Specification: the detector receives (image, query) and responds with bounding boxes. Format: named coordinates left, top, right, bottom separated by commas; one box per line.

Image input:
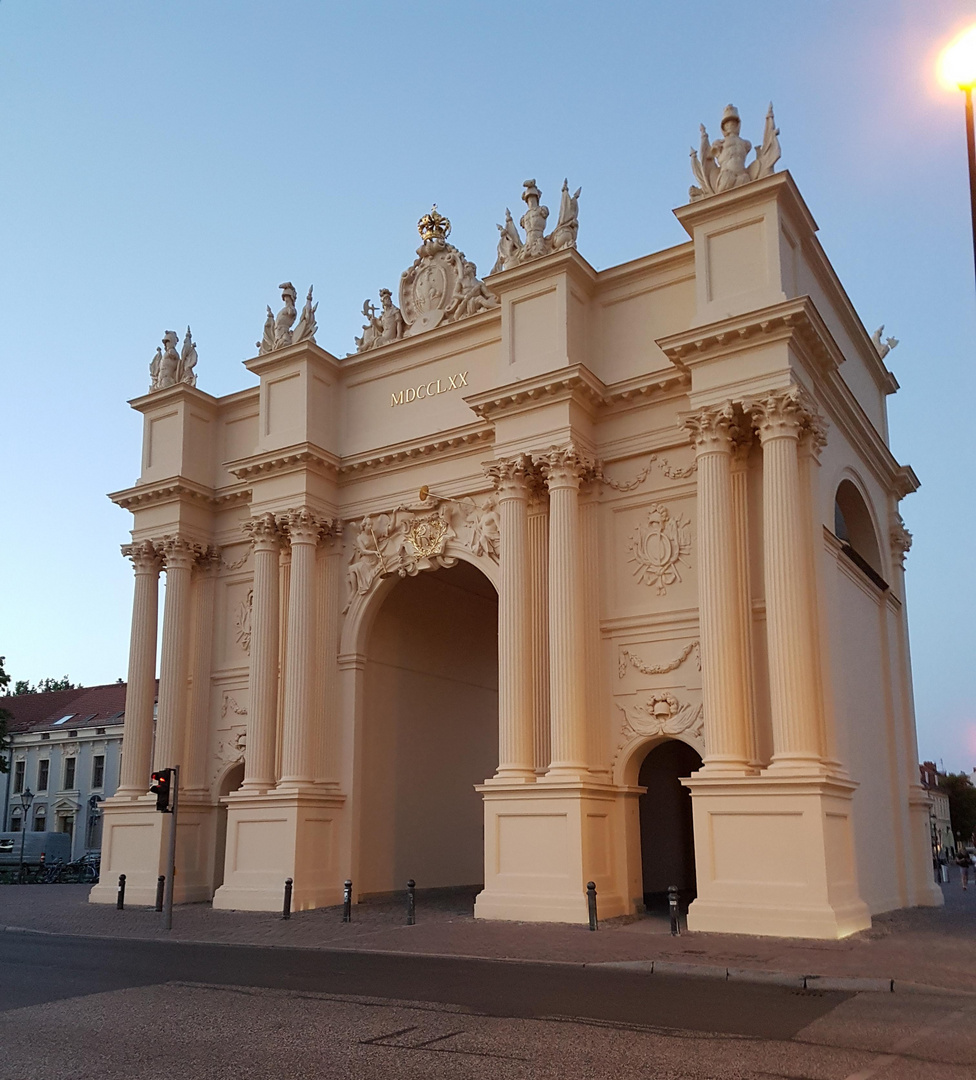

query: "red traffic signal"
left=149, top=769, right=172, bottom=812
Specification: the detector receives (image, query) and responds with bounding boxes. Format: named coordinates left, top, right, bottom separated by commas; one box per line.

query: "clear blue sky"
left=1, top=0, right=973, bottom=770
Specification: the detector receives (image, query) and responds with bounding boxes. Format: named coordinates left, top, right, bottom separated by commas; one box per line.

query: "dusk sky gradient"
left=1, top=0, right=974, bottom=769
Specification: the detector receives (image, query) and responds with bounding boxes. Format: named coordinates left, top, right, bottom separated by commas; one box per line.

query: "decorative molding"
left=618, top=640, right=700, bottom=679
left=121, top=539, right=162, bottom=573
left=338, top=425, right=493, bottom=477
left=234, top=591, right=253, bottom=655
left=226, top=445, right=339, bottom=482
left=220, top=696, right=248, bottom=719
left=466, top=367, right=606, bottom=420
left=890, top=513, right=912, bottom=567
left=595, top=452, right=697, bottom=493
left=627, top=503, right=693, bottom=595
left=745, top=384, right=827, bottom=452
left=615, top=692, right=704, bottom=752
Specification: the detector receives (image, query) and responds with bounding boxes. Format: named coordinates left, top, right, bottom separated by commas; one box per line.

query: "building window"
left=63, top=757, right=76, bottom=790
left=10, top=814, right=22, bottom=833
left=92, top=755, right=105, bottom=789
left=59, top=814, right=74, bottom=842
left=13, top=760, right=25, bottom=794
left=37, top=759, right=50, bottom=791
left=34, top=809, right=46, bottom=832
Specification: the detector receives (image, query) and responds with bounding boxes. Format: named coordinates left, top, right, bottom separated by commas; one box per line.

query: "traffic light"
left=150, top=769, right=172, bottom=812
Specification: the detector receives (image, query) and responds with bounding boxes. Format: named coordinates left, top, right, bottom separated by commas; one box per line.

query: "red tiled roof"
left=0, top=681, right=156, bottom=733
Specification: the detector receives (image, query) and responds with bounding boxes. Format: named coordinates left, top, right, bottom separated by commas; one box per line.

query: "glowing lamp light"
left=938, top=25, right=976, bottom=90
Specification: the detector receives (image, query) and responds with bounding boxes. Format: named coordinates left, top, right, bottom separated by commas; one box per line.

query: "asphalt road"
left=2, top=931, right=974, bottom=1079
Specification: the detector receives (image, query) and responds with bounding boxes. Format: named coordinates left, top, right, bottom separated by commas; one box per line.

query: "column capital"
left=243, top=512, right=281, bottom=552
left=682, top=401, right=742, bottom=454
left=745, top=385, right=826, bottom=449
left=276, top=507, right=343, bottom=546
left=158, top=535, right=205, bottom=571
left=486, top=453, right=536, bottom=499
left=195, top=544, right=222, bottom=574
left=121, top=539, right=162, bottom=574
left=535, top=444, right=595, bottom=490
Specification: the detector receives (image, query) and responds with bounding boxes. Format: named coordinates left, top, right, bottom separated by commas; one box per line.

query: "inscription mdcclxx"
left=391, top=371, right=468, bottom=407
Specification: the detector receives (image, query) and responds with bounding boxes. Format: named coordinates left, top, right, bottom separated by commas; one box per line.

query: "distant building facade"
left=92, top=110, right=942, bottom=938
left=920, top=761, right=955, bottom=859
left=1, top=683, right=129, bottom=859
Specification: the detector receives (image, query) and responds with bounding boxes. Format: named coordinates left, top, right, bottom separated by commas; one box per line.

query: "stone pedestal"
left=212, top=790, right=346, bottom=911
left=89, top=795, right=166, bottom=906
left=474, top=782, right=630, bottom=923
left=683, top=774, right=872, bottom=938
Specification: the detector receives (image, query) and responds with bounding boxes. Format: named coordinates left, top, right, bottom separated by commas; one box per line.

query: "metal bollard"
left=586, top=881, right=598, bottom=931
left=155, top=875, right=165, bottom=912
left=668, top=884, right=680, bottom=936
left=406, top=879, right=416, bottom=925
left=116, top=874, right=126, bottom=910
left=342, top=879, right=352, bottom=923
left=282, top=877, right=293, bottom=920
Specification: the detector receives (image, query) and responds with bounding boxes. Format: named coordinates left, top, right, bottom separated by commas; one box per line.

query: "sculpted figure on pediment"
left=257, top=282, right=317, bottom=354
left=491, top=178, right=582, bottom=272
left=871, top=325, right=899, bottom=360
left=149, top=327, right=198, bottom=392
left=689, top=103, right=780, bottom=202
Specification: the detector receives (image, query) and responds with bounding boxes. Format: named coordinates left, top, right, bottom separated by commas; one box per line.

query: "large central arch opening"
left=359, top=560, right=498, bottom=898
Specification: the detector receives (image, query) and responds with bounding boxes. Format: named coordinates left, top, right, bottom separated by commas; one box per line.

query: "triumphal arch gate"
left=91, top=107, right=942, bottom=937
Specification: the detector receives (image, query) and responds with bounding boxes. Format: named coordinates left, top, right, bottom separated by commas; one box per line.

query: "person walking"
left=956, top=849, right=971, bottom=890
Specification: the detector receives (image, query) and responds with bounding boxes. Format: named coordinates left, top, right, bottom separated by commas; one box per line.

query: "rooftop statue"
left=491, top=178, right=581, bottom=273
left=689, top=104, right=781, bottom=202
left=353, top=206, right=498, bottom=354
left=149, top=326, right=198, bottom=392
left=257, top=282, right=318, bottom=354
left=871, top=325, right=899, bottom=360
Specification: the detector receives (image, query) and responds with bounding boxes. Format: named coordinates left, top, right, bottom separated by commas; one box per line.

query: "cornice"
left=225, top=442, right=340, bottom=482
left=484, top=246, right=599, bottom=296
left=338, top=422, right=493, bottom=478
left=464, top=364, right=606, bottom=420
left=127, top=382, right=221, bottom=414
left=108, top=478, right=251, bottom=511
left=602, top=369, right=690, bottom=406
left=243, top=340, right=343, bottom=379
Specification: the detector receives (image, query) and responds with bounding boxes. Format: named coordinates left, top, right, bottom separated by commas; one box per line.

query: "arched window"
left=834, top=479, right=886, bottom=589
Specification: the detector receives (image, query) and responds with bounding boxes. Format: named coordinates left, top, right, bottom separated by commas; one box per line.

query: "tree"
left=0, top=656, right=11, bottom=774
left=13, top=675, right=78, bottom=695
left=940, top=773, right=976, bottom=847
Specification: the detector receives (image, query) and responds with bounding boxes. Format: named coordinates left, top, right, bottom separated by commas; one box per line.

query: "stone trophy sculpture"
left=353, top=206, right=498, bottom=353
left=491, top=178, right=582, bottom=273
left=257, top=282, right=318, bottom=354
left=689, top=104, right=781, bottom=201
left=149, top=326, right=198, bottom=392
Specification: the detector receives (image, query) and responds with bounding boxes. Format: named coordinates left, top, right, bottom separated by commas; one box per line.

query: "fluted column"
left=731, top=438, right=763, bottom=768
left=183, top=547, right=220, bottom=792
left=539, top=446, right=589, bottom=778
left=118, top=540, right=162, bottom=795
left=528, top=504, right=551, bottom=774
left=685, top=403, right=751, bottom=773
left=487, top=455, right=535, bottom=780
left=278, top=508, right=321, bottom=786
left=242, top=513, right=280, bottom=790
left=748, top=386, right=825, bottom=771
left=153, top=536, right=199, bottom=771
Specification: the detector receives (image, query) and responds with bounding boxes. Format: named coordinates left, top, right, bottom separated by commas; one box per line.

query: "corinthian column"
left=684, top=403, right=751, bottom=773
left=154, top=536, right=199, bottom=771
left=183, top=547, right=220, bottom=792
left=118, top=541, right=162, bottom=795
left=242, top=513, right=280, bottom=790
left=278, top=508, right=321, bottom=787
left=486, top=455, right=535, bottom=780
left=747, top=386, right=825, bottom=772
left=539, top=446, right=589, bottom=778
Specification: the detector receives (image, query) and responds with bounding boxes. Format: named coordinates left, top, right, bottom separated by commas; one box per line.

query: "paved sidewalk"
left=3, top=880, right=975, bottom=993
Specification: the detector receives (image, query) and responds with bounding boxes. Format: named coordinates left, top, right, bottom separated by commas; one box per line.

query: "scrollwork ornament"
left=627, top=503, right=693, bottom=595
left=890, top=513, right=912, bottom=567
left=235, top=589, right=253, bottom=655
left=615, top=692, right=704, bottom=750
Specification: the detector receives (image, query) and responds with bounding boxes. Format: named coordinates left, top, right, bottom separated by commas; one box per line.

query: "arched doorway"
left=212, top=761, right=245, bottom=893
left=637, top=739, right=702, bottom=912
left=359, top=560, right=498, bottom=898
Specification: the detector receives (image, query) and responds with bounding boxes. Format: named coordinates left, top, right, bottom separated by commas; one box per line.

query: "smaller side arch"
left=832, top=473, right=885, bottom=579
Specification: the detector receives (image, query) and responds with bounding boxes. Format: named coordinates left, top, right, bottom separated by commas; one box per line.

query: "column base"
left=89, top=795, right=166, bottom=906
left=212, top=789, right=346, bottom=912
left=474, top=781, right=632, bottom=924
left=682, top=772, right=871, bottom=940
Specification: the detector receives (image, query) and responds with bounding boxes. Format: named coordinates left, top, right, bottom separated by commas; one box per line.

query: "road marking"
left=841, top=1009, right=964, bottom=1080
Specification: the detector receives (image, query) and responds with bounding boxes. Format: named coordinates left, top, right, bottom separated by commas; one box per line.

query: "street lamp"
left=17, top=787, right=34, bottom=884
left=939, top=25, right=976, bottom=291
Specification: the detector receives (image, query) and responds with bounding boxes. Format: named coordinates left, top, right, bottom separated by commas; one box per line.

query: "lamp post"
left=939, top=25, right=976, bottom=292
left=17, top=787, right=34, bottom=884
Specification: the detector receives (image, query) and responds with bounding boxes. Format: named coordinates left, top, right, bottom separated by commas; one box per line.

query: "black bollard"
left=282, top=877, right=293, bottom=920
left=155, top=875, right=165, bottom=912
left=116, top=874, right=126, bottom=910
left=342, top=879, right=352, bottom=923
left=586, top=881, right=598, bottom=931
left=406, top=879, right=416, bottom=925
left=668, top=884, right=680, bottom=936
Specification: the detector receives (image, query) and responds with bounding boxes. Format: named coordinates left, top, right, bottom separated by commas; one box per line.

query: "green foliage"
left=0, top=656, right=10, bottom=774
left=940, top=773, right=976, bottom=845
left=13, top=675, right=78, bottom=695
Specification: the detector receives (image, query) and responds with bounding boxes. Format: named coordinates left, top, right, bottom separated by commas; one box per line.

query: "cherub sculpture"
left=871, top=325, right=899, bottom=360
left=689, top=104, right=781, bottom=202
